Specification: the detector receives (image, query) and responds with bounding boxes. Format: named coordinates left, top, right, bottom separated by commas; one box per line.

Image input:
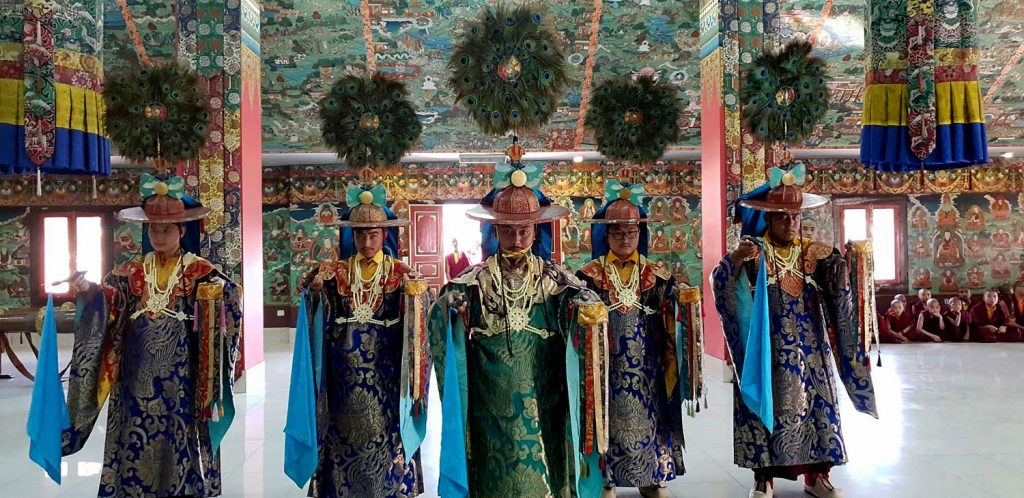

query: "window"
left=40, top=213, right=106, bottom=295
left=839, top=204, right=902, bottom=285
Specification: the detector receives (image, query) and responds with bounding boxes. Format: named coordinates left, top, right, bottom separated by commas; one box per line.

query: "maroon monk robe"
left=943, top=310, right=968, bottom=342
left=1007, top=295, right=1024, bottom=327
left=878, top=312, right=907, bottom=343
left=913, top=312, right=957, bottom=342
left=445, top=251, right=471, bottom=280
left=909, top=301, right=927, bottom=319
left=885, top=310, right=915, bottom=342
left=969, top=303, right=1024, bottom=343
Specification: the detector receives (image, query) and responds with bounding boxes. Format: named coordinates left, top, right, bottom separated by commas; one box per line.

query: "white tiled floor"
left=1, top=339, right=1022, bottom=497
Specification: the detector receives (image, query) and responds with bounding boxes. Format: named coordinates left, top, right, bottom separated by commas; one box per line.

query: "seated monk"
left=877, top=310, right=908, bottom=344
left=943, top=298, right=968, bottom=342
left=911, top=299, right=953, bottom=342
left=969, top=291, right=1024, bottom=343
left=883, top=299, right=914, bottom=344
left=910, top=288, right=932, bottom=318
left=1006, top=281, right=1024, bottom=327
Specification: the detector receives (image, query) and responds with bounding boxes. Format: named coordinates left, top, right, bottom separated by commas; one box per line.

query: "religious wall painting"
left=965, top=204, right=986, bottom=230
left=908, top=193, right=1024, bottom=293
left=0, top=209, right=30, bottom=310
left=989, top=195, right=1013, bottom=221
left=933, top=230, right=966, bottom=268
left=912, top=267, right=933, bottom=290
left=113, top=222, right=142, bottom=266
left=392, top=200, right=411, bottom=258
left=579, top=198, right=597, bottom=221
left=648, top=196, right=670, bottom=221
left=315, top=203, right=340, bottom=226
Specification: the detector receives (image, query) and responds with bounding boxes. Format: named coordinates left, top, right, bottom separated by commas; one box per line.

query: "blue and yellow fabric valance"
left=861, top=0, right=988, bottom=172
left=0, top=2, right=109, bottom=176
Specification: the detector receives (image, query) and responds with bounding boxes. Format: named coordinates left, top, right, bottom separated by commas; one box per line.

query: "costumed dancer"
left=576, top=180, right=707, bottom=498
left=428, top=159, right=610, bottom=497
left=62, top=175, right=243, bottom=497
left=289, top=184, right=431, bottom=497
left=711, top=165, right=877, bottom=498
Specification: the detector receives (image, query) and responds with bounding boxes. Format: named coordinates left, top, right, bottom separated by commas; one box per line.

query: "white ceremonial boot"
left=804, top=474, right=843, bottom=498
left=640, top=484, right=670, bottom=498
left=600, top=486, right=617, bottom=498
left=749, top=480, right=773, bottom=498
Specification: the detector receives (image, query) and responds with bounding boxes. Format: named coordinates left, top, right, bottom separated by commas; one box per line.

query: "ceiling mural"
left=98, top=0, right=1024, bottom=154
left=781, top=0, right=1024, bottom=147
left=259, top=0, right=702, bottom=152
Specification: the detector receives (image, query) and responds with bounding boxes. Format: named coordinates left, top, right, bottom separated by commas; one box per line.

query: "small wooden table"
left=0, top=307, right=77, bottom=381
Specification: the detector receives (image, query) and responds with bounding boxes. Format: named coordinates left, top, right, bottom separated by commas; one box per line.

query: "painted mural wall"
left=558, top=196, right=704, bottom=287
left=0, top=209, right=31, bottom=311
left=907, top=193, right=1024, bottom=294
left=780, top=0, right=1024, bottom=147
left=260, top=0, right=702, bottom=151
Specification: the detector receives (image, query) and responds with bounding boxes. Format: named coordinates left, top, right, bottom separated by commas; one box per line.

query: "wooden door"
left=409, top=204, right=444, bottom=291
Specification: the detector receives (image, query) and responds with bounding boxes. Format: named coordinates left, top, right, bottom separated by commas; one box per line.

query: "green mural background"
left=907, top=193, right=1024, bottom=294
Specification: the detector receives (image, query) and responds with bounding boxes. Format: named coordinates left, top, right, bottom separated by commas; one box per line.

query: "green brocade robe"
left=428, top=254, right=590, bottom=498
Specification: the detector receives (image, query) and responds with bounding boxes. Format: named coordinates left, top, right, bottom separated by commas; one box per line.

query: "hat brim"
left=738, top=192, right=829, bottom=213
left=466, top=204, right=570, bottom=225
left=333, top=218, right=410, bottom=228
left=117, top=206, right=211, bottom=224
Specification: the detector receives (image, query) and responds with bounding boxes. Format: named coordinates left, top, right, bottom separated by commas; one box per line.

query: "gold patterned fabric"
left=576, top=258, right=687, bottom=488
left=712, top=241, right=877, bottom=470
left=429, top=254, right=591, bottom=497
left=61, top=256, right=242, bottom=498
left=307, top=255, right=425, bottom=498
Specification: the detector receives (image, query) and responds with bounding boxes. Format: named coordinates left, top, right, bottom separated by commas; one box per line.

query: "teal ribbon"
left=604, top=179, right=644, bottom=205
left=767, top=162, right=806, bottom=189
left=208, top=366, right=236, bottom=455
left=736, top=250, right=775, bottom=433
left=140, top=174, right=186, bottom=199
left=675, top=299, right=691, bottom=412
left=26, top=295, right=70, bottom=484
left=438, top=308, right=469, bottom=497
left=493, top=162, right=542, bottom=189
left=345, top=184, right=388, bottom=208
left=283, top=294, right=318, bottom=487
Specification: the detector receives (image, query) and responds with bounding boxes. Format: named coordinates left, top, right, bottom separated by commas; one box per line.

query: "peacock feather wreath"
left=585, top=76, right=682, bottom=163
left=740, top=39, right=829, bottom=145
left=447, top=3, right=569, bottom=136
left=319, top=73, right=422, bottom=170
left=104, top=64, right=210, bottom=165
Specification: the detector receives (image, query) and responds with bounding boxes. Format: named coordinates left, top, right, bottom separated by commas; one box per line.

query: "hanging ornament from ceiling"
left=104, top=64, right=210, bottom=170
left=585, top=76, right=682, bottom=164
left=740, top=39, right=829, bottom=145
left=447, top=4, right=569, bottom=136
left=319, top=72, right=422, bottom=175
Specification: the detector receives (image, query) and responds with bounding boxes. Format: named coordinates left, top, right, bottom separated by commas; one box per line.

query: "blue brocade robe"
left=61, top=253, right=243, bottom=498
left=712, top=240, right=877, bottom=470
left=307, top=256, right=425, bottom=498
left=576, top=257, right=686, bottom=488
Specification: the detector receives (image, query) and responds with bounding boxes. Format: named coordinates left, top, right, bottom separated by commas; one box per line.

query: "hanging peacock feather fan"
left=319, top=72, right=422, bottom=169
left=447, top=3, right=569, bottom=136
left=740, top=39, right=829, bottom=144
left=104, top=64, right=210, bottom=164
left=585, top=76, right=682, bottom=163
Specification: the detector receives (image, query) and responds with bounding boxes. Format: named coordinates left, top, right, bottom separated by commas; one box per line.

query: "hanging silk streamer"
left=738, top=251, right=774, bottom=433
left=26, top=295, right=70, bottom=484
left=576, top=301, right=609, bottom=455
left=0, top=1, right=110, bottom=177
left=862, top=0, right=987, bottom=171
left=399, top=279, right=430, bottom=460
left=438, top=308, right=469, bottom=498
left=284, top=295, right=317, bottom=488
left=846, top=241, right=881, bottom=366
left=676, top=286, right=707, bottom=417
left=574, top=300, right=609, bottom=495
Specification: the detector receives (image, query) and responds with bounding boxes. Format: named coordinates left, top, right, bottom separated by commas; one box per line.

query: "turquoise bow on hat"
left=768, top=163, right=806, bottom=189
left=493, top=163, right=542, bottom=190
left=605, top=180, right=644, bottom=205
left=345, top=184, right=388, bottom=208
left=140, top=174, right=185, bottom=199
